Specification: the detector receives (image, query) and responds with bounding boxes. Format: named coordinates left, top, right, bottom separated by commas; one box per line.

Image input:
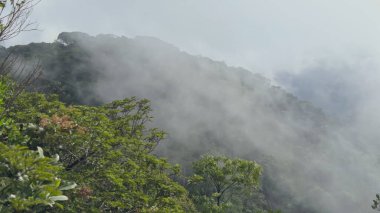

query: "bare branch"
left=0, top=0, right=42, bottom=114
left=0, top=0, right=40, bottom=42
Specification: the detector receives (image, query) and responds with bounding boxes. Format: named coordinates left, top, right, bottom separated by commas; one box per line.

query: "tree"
left=0, top=144, right=75, bottom=212
left=0, top=0, right=39, bottom=42
left=7, top=90, right=196, bottom=212
left=0, top=78, right=74, bottom=212
left=0, top=0, right=42, bottom=111
left=189, top=154, right=262, bottom=212
left=372, top=194, right=380, bottom=210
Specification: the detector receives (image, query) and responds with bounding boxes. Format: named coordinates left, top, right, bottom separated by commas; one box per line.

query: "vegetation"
left=189, top=155, right=262, bottom=212
left=3, top=32, right=332, bottom=211
left=0, top=78, right=73, bottom=212
left=1, top=1, right=376, bottom=212
left=1, top=80, right=196, bottom=212
left=372, top=194, right=380, bottom=210
left=0, top=75, right=274, bottom=212
left=0, top=1, right=272, bottom=212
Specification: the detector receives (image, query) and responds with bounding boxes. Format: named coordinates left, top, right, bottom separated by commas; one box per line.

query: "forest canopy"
left=0, top=76, right=269, bottom=212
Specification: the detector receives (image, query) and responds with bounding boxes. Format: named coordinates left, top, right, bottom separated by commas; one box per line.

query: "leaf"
left=50, top=195, right=68, bottom=201
left=59, top=183, right=77, bottom=191
left=53, top=154, right=60, bottom=162
left=37, top=146, right=44, bottom=158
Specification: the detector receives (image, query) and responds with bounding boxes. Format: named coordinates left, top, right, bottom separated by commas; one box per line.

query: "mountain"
left=4, top=32, right=377, bottom=212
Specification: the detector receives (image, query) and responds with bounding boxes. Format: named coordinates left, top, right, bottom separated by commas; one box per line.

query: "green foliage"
left=0, top=78, right=73, bottom=212
left=0, top=145, right=70, bottom=212
left=189, top=155, right=262, bottom=212
left=0, top=37, right=282, bottom=211
left=7, top=86, right=196, bottom=212
left=1, top=31, right=334, bottom=212
left=7, top=38, right=102, bottom=105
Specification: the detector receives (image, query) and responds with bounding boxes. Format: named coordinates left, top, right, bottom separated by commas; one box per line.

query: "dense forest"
left=2, top=76, right=272, bottom=212
left=1, top=32, right=331, bottom=212
left=1, top=1, right=380, bottom=212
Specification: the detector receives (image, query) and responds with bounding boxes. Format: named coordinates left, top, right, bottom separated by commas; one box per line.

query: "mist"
left=38, top=33, right=376, bottom=212
left=276, top=53, right=380, bottom=211
left=6, top=0, right=380, bottom=212
left=9, top=0, right=380, bottom=77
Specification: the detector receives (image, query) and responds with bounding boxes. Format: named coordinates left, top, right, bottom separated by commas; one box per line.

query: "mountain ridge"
left=4, top=32, right=370, bottom=213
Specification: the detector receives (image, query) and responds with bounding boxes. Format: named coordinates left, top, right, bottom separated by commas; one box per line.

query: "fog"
left=9, top=1, right=380, bottom=212
left=9, top=0, right=380, bottom=77
left=51, top=33, right=379, bottom=212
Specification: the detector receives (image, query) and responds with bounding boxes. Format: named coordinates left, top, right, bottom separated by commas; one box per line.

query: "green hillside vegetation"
left=3, top=32, right=333, bottom=212
left=0, top=1, right=276, bottom=211
left=2, top=1, right=376, bottom=212
left=1, top=76, right=275, bottom=212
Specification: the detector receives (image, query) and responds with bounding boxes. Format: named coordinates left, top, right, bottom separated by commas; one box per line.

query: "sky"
left=7, top=0, right=380, bottom=78
left=7, top=1, right=380, bottom=211
left=7, top=0, right=380, bottom=118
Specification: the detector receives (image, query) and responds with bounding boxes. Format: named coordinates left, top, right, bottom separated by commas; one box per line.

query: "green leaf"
left=50, top=195, right=68, bottom=201
left=59, top=183, right=77, bottom=191
left=37, top=146, right=44, bottom=158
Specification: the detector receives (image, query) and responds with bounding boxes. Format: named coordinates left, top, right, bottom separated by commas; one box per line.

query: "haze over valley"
left=1, top=1, right=380, bottom=212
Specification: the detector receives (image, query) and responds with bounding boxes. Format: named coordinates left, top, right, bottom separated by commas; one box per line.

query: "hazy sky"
left=8, top=0, right=380, bottom=77
left=7, top=2, right=380, bottom=211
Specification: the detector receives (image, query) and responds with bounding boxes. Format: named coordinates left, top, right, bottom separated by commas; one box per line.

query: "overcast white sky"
left=7, top=0, right=380, bottom=78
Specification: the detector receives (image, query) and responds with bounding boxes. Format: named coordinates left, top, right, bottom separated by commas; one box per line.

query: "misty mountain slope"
left=5, top=32, right=380, bottom=213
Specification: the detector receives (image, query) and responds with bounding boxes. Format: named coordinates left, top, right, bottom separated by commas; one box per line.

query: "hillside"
left=4, top=32, right=375, bottom=212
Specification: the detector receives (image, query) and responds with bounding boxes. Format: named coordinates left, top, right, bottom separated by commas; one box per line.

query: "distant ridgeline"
left=4, top=32, right=103, bottom=105
left=3, top=32, right=334, bottom=212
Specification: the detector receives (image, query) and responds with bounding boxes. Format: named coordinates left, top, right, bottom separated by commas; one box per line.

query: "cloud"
left=7, top=0, right=380, bottom=76
left=6, top=0, right=380, bottom=211
left=57, top=33, right=380, bottom=212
